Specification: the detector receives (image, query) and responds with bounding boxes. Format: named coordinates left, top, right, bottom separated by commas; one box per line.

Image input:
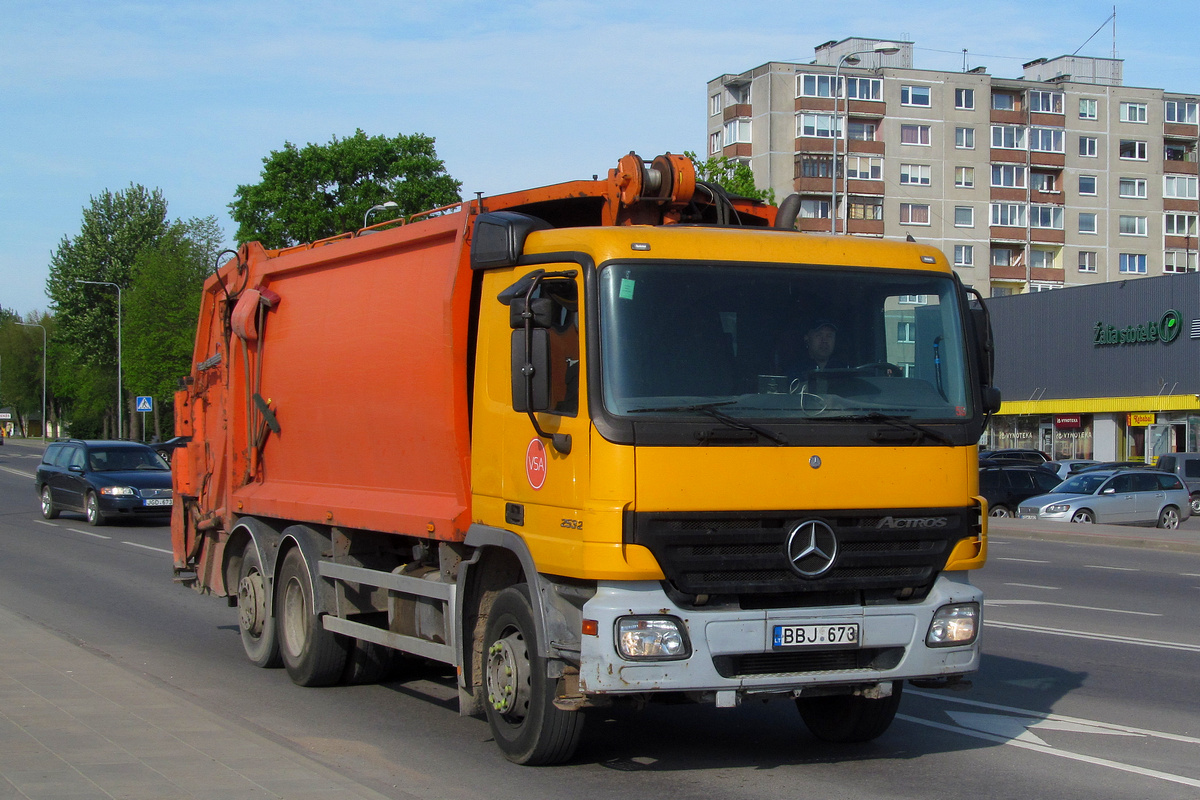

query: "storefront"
left=984, top=272, right=1200, bottom=464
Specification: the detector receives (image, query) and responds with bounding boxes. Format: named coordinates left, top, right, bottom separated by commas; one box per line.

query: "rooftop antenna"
left=962, top=48, right=968, bottom=72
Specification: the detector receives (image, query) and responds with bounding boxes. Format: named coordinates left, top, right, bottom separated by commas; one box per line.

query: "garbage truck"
left=171, top=151, right=1000, bottom=764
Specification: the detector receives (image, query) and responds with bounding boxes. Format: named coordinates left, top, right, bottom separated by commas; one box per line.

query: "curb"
left=989, top=517, right=1200, bottom=555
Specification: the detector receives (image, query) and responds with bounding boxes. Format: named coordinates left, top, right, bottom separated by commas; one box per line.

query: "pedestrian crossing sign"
left=136, top=396, right=153, bottom=412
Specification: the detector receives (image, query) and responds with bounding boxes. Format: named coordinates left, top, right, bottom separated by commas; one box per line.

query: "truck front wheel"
left=237, top=540, right=281, bottom=668
left=796, top=682, right=903, bottom=743
left=276, top=547, right=348, bottom=686
left=483, top=584, right=584, bottom=765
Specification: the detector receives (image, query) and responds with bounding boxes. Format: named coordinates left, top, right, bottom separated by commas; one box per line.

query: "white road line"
left=1182, top=573, right=1200, bottom=578
left=69, top=528, right=112, bottom=540
left=0, top=466, right=34, bottom=477
left=986, top=599, right=1159, bottom=616
left=1085, top=564, right=1139, bottom=572
left=122, top=541, right=172, bottom=555
left=997, top=557, right=1050, bottom=563
left=1003, top=582, right=1060, bottom=590
left=34, top=520, right=57, bottom=527
left=985, top=620, right=1200, bottom=652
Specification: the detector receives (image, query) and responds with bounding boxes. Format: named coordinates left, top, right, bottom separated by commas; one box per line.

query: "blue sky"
left=3, top=1, right=1198, bottom=316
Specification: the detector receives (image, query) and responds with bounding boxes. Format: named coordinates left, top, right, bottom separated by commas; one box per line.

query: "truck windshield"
left=598, top=262, right=972, bottom=422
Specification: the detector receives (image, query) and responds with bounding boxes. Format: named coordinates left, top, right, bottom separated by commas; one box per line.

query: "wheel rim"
left=238, top=570, right=267, bottom=637
left=41, top=488, right=51, bottom=515
left=989, top=506, right=1011, bottom=518
left=1072, top=511, right=1093, bottom=523
left=486, top=629, right=531, bottom=721
left=1162, top=509, right=1179, bottom=529
left=1191, top=497, right=1200, bottom=515
left=86, top=495, right=97, bottom=522
left=279, top=577, right=308, bottom=658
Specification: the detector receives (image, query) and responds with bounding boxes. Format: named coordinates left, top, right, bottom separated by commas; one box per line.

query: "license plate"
left=773, top=623, right=859, bottom=648
left=1019, top=513, right=1036, bottom=519
left=143, top=498, right=172, bottom=507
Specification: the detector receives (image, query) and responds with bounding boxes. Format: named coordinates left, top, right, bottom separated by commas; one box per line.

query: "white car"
left=1018, top=469, right=1190, bottom=529
left=1044, top=459, right=1099, bottom=480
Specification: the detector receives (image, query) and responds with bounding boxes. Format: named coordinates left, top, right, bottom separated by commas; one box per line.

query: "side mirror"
left=1101, top=487, right=1116, bottom=495
left=69, top=464, right=84, bottom=473
left=982, top=386, right=1002, bottom=415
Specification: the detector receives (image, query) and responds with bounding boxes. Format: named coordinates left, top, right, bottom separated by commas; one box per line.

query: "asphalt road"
left=2, top=440, right=1198, bottom=799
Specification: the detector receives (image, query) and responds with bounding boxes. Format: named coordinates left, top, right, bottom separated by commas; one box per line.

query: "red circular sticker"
left=525, top=438, right=548, bottom=490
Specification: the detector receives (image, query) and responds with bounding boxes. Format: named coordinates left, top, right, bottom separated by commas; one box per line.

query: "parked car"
left=980, top=448, right=1050, bottom=464
left=1045, top=459, right=1099, bottom=480
left=1073, top=461, right=1147, bottom=473
left=1017, top=468, right=1190, bottom=528
left=1154, top=453, right=1200, bottom=515
left=35, top=439, right=173, bottom=526
left=979, top=462, right=1062, bottom=517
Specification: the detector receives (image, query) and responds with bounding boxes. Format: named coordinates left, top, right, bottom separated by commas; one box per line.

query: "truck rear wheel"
left=237, top=540, right=280, bottom=668
left=483, top=584, right=583, bottom=765
left=276, top=547, right=348, bottom=686
left=796, top=682, right=903, bottom=743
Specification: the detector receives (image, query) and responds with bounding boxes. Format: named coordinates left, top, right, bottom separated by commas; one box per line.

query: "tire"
left=85, top=492, right=106, bottom=526
left=483, top=584, right=584, bottom=765
left=236, top=540, right=281, bottom=668
left=276, top=547, right=348, bottom=687
left=796, top=682, right=903, bottom=743
left=40, top=486, right=59, bottom=520
left=1190, top=494, right=1200, bottom=516
left=1157, top=506, right=1181, bottom=530
left=988, top=504, right=1012, bottom=518
left=1070, top=509, right=1095, bottom=524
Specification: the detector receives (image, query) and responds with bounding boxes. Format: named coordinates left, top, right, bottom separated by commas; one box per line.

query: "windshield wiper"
left=628, top=401, right=789, bottom=445
left=851, top=412, right=954, bottom=446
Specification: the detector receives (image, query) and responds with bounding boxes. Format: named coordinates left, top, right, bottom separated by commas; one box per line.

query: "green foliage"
left=229, top=129, right=463, bottom=248
left=685, top=151, right=776, bottom=205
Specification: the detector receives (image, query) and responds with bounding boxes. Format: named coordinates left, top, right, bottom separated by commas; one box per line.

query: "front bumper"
left=578, top=572, right=981, bottom=696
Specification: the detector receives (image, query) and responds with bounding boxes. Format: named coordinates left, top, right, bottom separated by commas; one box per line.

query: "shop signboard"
left=1094, top=309, right=1182, bottom=347
left=1127, top=412, right=1156, bottom=427
left=1055, top=415, right=1082, bottom=429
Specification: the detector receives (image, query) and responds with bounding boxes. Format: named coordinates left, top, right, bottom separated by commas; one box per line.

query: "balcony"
left=723, top=104, right=752, bottom=121
left=990, top=263, right=1026, bottom=280
left=1030, top=228, right=1066, bottom=244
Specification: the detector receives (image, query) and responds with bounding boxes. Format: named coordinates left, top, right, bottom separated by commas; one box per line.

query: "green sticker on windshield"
left=619, top=278, right=636, bottom=300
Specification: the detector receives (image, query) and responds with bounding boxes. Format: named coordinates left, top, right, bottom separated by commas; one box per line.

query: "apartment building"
left=707, top=38, right=1200, bottom=295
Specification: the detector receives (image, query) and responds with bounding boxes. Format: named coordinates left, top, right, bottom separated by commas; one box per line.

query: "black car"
left=36, top=439, right=172, bottom=526
left=979, top=449, right=1051, bottom=465
left=979, top=462, right=1062, bottom=517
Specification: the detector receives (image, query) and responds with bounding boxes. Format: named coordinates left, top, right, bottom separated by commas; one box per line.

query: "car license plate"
left=144, top=498, right=172, bottom=507
left=773, top=623, right=859, bottom=648
left=1019, top=513, right=1036, bottom=519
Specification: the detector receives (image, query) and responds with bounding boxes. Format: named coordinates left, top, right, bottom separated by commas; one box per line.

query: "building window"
left=991, top=125, right=1026, bottom=150
left=1119, top=139, right=1147, bottom=160
left=955, top=127, right=975, bottom=149
left=724, top=118, right=751, bottom=146
left=1079, top=98, right=1098, bottom=120
left=798, top=74, right=836, bottom=98
left=799, top=198, right=832, bottom=219
left=898, top=295, right=929, bottom=305
left=1030, top=249, right=1056, bottom=269
left=991, top=164, right=1027, bottom=188
left=1078, top=175, right=1097, bottom=195
left=848, top=200, right=883, bottom=219
left=900, top=124, right=931, bottom=145
left=954, top=245, right=974, bottom=266
left=992, top=92, right=1017, bottom=111
left=1031, top=172, right=1057, bottom=193
left=1165, top=100, right=1199, bottom=124
left=797, top=154, right=834, bottom=179
left=845, top=156, right=883, bottom=180
left=901, top=85, right=931, bottom=106
left=1165, top=213, right=1198, bottom=237
left=797, top=114, right=840, bottom=139
left=845, top=77, right=882, bottom=100
left=899, top=203, right=930, bottom=225
left=1164, top=251, right=1199, bottom=273
left=728, top=84, right=750, bottom=104
left=991, top=247, right=1014, bottom=267
left=1164, top=175, right=1199, bottom=200
left=1030, top=205, right=1064, bottom=230
left=1119, top=253, right=1148, bottom=274
left=1078, top=212, right=1097, bottom=234
left=1119, top=215, right=1148, bottom=236
left=955, top=88, right=975, bottom=110
left=1119, top=102, right=1148, bottom=123
left=955, top=166, right=975, bottom=188
left=797, top=74, right=881, bottom=100
left=709, top=132, right=722, bottom=155
left=1029, top=127, right=1064, bottom=153
left=991, top=203, right=1027, bottom=227
left=1079, top=251, right=1098, bottom=272
left=897, top=321, right=916, bottom=343
left=900, top=163, right=932, bottom=186
left=1118, top=177, right=1148, bottom=198
left=954, top=206, right=974, bottom=227
left=1079, top=136, right=1098, bottom=157
left=847, top=121, right=876, bottom=141
left=1029, top=91, right=1063, bottom=114
left=710, top=93, right=722, bottom=116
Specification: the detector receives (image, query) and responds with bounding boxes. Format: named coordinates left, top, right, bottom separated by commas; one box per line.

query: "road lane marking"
left=1085, top=564, right=1139, bottom=571
left=122, top=541, right=172, bottom=555
left=985, top=620, right=1200, bottom=652
left=0, top=466, right=34, bottom=477
left=986, top=600, right=1159, bottom=616
left=1003, top=583, right=1060, bottom=590
left=69, top=528, right=112, bottom=540
left=997, top=557, right=1050, bottom=563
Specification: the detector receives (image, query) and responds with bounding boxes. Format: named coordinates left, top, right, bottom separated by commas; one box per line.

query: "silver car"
left=1017, top=469, right=1190, bottom=529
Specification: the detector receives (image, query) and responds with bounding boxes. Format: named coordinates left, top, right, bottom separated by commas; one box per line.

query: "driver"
left=786, top=320, right=847, bottom=377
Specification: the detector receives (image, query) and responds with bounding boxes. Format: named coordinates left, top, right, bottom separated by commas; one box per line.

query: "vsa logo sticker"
left=876, top=516, right=949, bottom=530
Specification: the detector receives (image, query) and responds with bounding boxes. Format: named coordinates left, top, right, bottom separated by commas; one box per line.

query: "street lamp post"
left=363, top=201, right=399, bottom=228
left=75, top=280, right=123, bottom=438
left=830, top=42, right=901, bottom=234
left=16, top=322, right=46, bottom=441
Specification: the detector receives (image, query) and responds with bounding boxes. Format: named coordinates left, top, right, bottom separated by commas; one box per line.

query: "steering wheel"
left=855, top=361, right=903, bottom=377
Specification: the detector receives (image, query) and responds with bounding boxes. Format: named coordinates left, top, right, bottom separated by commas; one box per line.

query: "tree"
left=686, top=151, right=776, bottom=205
left=229, top=130, right=463, bottom=248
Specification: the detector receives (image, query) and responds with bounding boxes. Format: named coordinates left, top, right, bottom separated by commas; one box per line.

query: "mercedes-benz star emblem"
left=785, top=520, right=838, bottom=578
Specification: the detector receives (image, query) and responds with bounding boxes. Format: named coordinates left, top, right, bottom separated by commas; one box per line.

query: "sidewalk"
left=989, top=516, right=1200, bottom=554
left=0, top=605, right=394, bottom=800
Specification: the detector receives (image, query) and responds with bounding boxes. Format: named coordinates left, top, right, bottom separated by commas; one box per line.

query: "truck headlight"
left=615, top=617, right=691, bottom=660
left=99, top=486, right=135, bottom=496
left=926, top=603, right=979, bottom=647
